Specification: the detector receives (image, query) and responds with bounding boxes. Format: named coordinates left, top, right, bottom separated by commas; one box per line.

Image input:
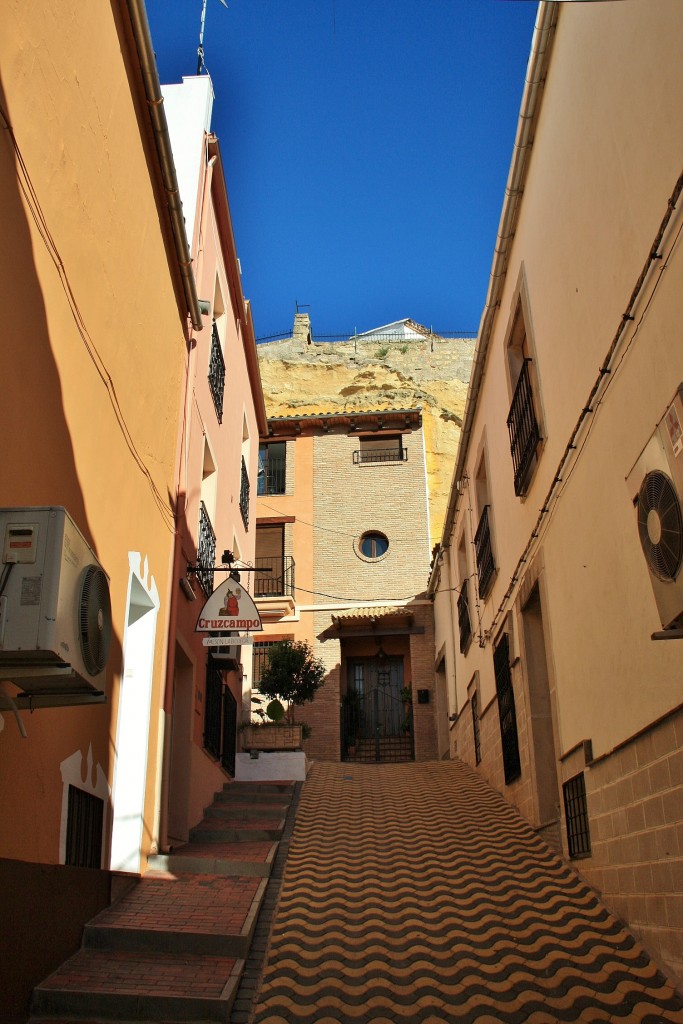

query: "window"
left=65, top=786, right=104, bottom=869
left=258, top=442, right=286, bottom=495
left=208, top=321, right=225, bottom=422
left=493, top=632, right=521, bottom=785
left=240, top=455, right=250, bottom=529
left=359, top=531, right=389, bottom=559
left=353, top=436, right=407, bottom=465
left=506, top=300, right=542, bottom=496
left=471, top=690, right=481, bottom=765
left=197, top=500, right=216, bottom=596
left=473, top=453, right=495, bottom=599
left=457, top=534, right=472, bottom=653
left=563, top=773, right=591, bottom=858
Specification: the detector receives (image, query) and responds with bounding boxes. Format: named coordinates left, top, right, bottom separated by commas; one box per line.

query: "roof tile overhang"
left=323, top=606, right=421, bottom=640
left=264, top=408, right=422, bottom=439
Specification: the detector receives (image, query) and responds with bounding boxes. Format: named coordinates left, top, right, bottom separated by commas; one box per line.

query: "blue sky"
left=145, top=0, right=538, bottom=339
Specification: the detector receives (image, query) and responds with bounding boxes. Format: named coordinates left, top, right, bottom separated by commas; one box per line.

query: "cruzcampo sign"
left=195, top=577, right=263, bottom=634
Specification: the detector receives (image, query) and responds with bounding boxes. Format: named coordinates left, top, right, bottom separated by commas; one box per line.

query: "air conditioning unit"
left=626, top=385, right=683, bottom=631
left=0, top=507, right=112, bottom=705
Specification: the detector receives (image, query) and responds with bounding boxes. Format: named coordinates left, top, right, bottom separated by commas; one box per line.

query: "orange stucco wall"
left=0, top=1, right=187, bottom=865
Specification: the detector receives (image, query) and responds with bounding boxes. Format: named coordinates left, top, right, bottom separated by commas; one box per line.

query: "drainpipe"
left=428, top=1, right=558, bottom=594
left=125, top=0, right=203, bottom=331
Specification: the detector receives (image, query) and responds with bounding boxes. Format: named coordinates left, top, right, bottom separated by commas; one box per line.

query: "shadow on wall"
left=0, top=72, right=124, bottom=1021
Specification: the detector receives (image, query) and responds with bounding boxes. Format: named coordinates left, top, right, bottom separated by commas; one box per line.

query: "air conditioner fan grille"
left=79, top=565, right=112, bottom=676
left=637, top=470, right=683, bottom=582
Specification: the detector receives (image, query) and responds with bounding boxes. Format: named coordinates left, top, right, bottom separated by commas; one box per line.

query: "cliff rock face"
left=257, top=329, right=475, bottom=545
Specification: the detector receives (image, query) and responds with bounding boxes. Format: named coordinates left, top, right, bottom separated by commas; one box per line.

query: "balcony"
left=254, top=555, right=295, bottom=598
left=353, top=447, right=408, bottom=465
left=507, top=358, right=541, bottom=496
left=240, top=456, right=250, bottom=529
left=197, top=501, right=216, bottom=596
left=208, top=322, right=225, bottom=424
left=257, top=456, right=286, bottom=496
left=457, top=581, right=473, bottom=653
left=474, top=505, right=495, bottom=599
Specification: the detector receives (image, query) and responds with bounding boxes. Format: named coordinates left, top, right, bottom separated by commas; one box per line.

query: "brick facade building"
left=252, top=406, right=441, bottom=763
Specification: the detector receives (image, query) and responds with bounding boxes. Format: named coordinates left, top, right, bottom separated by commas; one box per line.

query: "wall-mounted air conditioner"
left=0, top=507, right=112, bottom=706
left=626, top=385, right=683, bottom=631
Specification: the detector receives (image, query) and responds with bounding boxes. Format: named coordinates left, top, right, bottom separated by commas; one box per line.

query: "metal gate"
left=341, top=657, right=413, bottom=763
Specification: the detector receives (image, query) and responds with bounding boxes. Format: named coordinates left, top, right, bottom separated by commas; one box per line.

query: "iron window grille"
left=197, top=501, right=216, bottom=597
left=353, top=446, right=408, bottom=465
left=240, top=456, right=250, bottom=529
left=474, top=505, right=495, bottom=599
left=493, top=632, right=521, bottom=785
left=252, top=640, right=280, bottom=690
left=471, top=690, right=481, bottom=765
left=563, top=772, right=591, bottom=858
left=254, top=555, right=295, bottom=597
left=507, top=358, right=541, bottom=497
left=65, top=786, right=104, bottom=869
left=209, top=321, right=226, bottom=424
left=457, top=580, right=473, bottom=653
left=257, top=442, right=286, bottom=496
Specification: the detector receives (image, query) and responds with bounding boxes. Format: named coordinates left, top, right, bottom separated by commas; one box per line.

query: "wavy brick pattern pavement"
left=252, top=760, right=683, bottom=1024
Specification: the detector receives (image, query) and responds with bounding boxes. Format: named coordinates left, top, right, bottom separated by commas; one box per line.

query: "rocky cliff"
left=257, top=325, right=475, bottom=545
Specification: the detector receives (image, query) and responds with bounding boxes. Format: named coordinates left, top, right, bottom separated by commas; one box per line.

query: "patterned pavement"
left=252, top=760, right=683, bottom=1024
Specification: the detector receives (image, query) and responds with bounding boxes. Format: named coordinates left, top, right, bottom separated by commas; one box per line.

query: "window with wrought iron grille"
left=563, top=772, right=591, bottom=858
left=208, top=320, right=226, bottom=423
left=471, top=689, right=482, bottom=765
left=65, top=785, right=104, bottom=869
left=197, top=500, right=216, bottom=596
left=353, top=435, right=407, bottom=465
left=252, top=640, right=280, bottom=690
left=493, top=632, right=521, bottom=785
left=240, top=456, right=250, bottom=529
left=506, top=300, right=543, bottom=497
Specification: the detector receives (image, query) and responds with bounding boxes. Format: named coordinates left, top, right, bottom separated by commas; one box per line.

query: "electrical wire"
left=0, top=104, right=177, bottom=533
left=257, top=501, right=364, bottom=540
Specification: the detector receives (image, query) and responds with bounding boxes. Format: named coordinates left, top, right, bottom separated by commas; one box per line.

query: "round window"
left=360, top=532, right=389, bottom=559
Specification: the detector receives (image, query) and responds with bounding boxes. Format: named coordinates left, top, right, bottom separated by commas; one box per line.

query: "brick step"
left=213, top=787, right=292, bottom=805
left=190, top=817, right=284, bottom=844
left=223, top=781, right=295, bottom=795
left=204, top=801, right=286, bottom=821
left=82, top=874, right=266, bottom=958
left=147, top=840, right=276, bottom=878
left=30, top=947, right=243, bottom=1022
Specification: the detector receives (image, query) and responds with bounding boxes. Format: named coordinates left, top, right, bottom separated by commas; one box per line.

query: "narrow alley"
left=251, top=761, right=683, bottom=1024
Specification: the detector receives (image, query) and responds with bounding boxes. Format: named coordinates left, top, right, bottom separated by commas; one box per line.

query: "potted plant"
left=242, top=640, right=325, bottom=752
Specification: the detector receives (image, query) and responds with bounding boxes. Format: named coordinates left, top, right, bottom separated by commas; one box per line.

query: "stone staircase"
left=28, top=780, right=297, bottom=1024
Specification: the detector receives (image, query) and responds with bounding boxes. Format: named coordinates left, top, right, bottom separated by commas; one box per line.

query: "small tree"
left=258, top=640, right=325, bottom=725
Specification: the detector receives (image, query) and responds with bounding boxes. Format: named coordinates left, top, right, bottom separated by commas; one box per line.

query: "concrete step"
left=190, top=817, right=284, bottom=844
left=30, top=947, right=243, bottom=1021
left=213, top=787, right=292, bottom=805
left=224, top=780, right=295, bottom=795
left=82, top=874, right=266, bottom=958
left=204, top=800, right=286, bottom=821
left=147, top=840, right=277, bottom=878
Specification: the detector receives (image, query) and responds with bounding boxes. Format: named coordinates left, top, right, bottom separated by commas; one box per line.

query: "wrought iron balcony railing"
left=208, top=322, right=226, bottom=424
left=474, top=505, right=495, bottom=599
left=257, top=457, right=286, bottom=496
left=507, top=358, right=541, bottom=496
left=254, top=555, right=295, bottom=598
left=457, top=581, right=473, bottom=653
left=197, top=501, right=216, bottom=596
left=353, top=447, right=408, bottom=465
left=240, top=456, right=250, bottom=529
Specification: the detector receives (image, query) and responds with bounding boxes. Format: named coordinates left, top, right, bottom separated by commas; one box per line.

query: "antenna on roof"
left=197, top=0, right=228, bottom=75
